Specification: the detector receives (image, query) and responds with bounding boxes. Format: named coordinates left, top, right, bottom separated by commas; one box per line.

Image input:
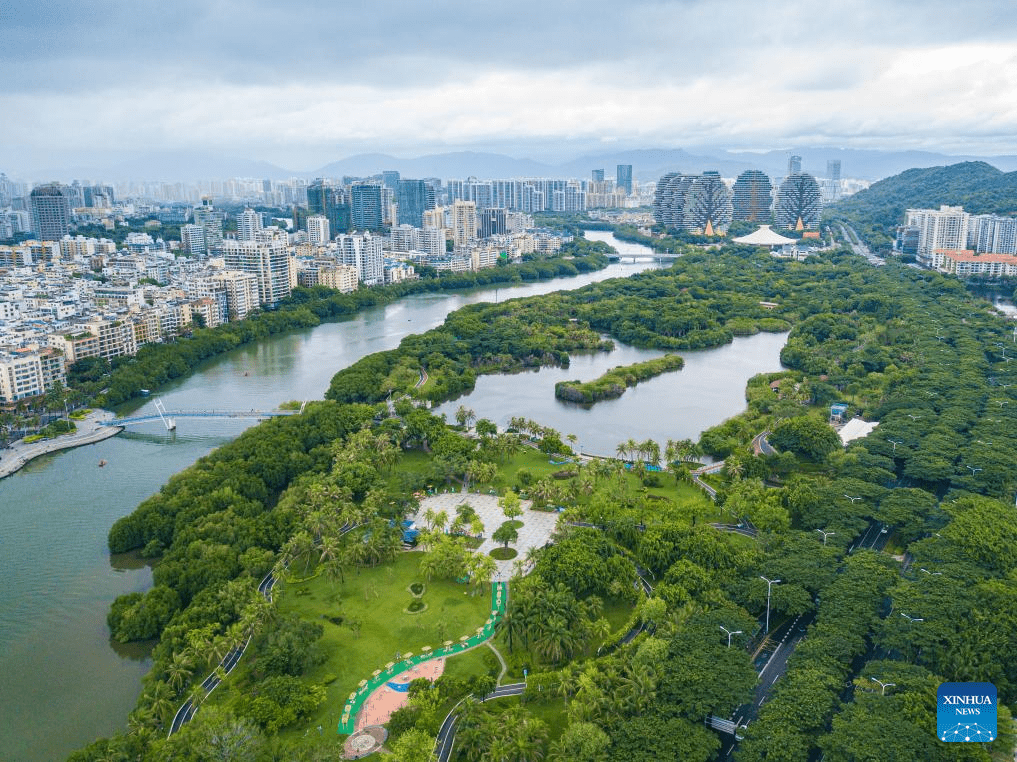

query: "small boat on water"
left=98, top=459, right=107, bottom=467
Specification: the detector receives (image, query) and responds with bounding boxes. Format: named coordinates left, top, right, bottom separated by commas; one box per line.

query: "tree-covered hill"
left=824, top=161, right=1017, bottom=251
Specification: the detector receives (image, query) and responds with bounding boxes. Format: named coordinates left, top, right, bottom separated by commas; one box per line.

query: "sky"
left=2, top=0, right=1017, bottom=173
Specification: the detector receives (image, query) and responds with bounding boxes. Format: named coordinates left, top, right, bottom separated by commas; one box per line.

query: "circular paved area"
left=344, top=725, right=387, bottom=759
left=412, top=492, right=560, bottom=581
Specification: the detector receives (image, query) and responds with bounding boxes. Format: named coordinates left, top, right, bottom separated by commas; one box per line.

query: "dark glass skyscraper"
left=351, top=182, right=384, bottom=231
left=30, top=183, right=72, bottom=240
left=396, top=179, right=435, bottom=227
left=616, top=164, right=633, bottom=195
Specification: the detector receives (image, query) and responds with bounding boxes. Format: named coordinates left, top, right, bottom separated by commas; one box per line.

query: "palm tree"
left=165, top=651, right=193, bottom=694
left=145, top=681, right=176, bottom=726
left=566, top=433, right=578, bottom=455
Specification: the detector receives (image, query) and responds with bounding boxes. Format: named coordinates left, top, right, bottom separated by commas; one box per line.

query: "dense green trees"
left=554, top=354, right=684, bottom=403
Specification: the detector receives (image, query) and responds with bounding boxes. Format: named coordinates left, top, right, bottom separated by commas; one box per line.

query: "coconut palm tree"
left=165, top=651, right=194, bottom=694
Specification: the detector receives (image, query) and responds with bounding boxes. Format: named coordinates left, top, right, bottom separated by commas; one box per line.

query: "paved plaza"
left=412, top=492, right=561, bottom=581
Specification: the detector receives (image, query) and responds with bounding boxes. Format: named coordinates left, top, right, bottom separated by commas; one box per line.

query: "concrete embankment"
left=0, top=410, right=122, bottom=480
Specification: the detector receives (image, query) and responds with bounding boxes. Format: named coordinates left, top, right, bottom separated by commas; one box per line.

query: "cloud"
left=2, top=0, right=1017, bottom=169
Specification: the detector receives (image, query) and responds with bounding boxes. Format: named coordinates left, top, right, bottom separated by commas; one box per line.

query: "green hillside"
left=824, top=161, right=1017, bottom=251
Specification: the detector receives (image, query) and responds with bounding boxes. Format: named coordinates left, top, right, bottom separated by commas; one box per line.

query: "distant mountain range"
left=21, top=147, right=1017, bottom=185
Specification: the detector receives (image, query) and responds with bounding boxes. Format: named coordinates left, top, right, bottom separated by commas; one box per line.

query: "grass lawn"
left=272, top=552, right=492, bottom=739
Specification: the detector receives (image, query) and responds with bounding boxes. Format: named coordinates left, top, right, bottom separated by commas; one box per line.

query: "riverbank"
left=0, top=410, right=121, bottom=480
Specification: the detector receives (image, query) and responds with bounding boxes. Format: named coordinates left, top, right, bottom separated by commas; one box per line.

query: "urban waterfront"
left=0, top=232, right=788, bottom=759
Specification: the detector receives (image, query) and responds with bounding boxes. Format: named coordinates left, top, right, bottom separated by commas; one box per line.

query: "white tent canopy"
left=732, top=225, right=798, bottom=246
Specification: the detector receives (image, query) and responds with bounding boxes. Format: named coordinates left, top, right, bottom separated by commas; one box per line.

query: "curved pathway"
left=338, top=581, right=507, bottom=734
left=0, top=410, right=121, bottom=479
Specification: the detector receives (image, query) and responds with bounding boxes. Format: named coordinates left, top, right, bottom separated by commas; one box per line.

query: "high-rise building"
left=306, top=215, right=331, bottom=245
left=905, top=206, right=970, bottom=262
left=478, top=208, right=507, bottom=238
left=616, top=165, right=633, bottom=195
left=336, top=232, right=385, bottom=285
left=452, top=200, right=478, bottom=248
left=351, top=182, right=384, bottom=231
left=826, top=160, right=842, bottom=202
left=970, top=214, right=1017, bottom=255
left=237, top=208, right=262, bottom=241
left=222, top=227, right=292, bottom=306
left=731, top=170, right=774, bottom=223
left=396, top=179, right=436, bottom=228
left=180, top=224, right=207, bottom=256
left=788, top=155, right=802, bottom=174
left=774, top=172, right=823, bottom=230
left=193, top=199, right=223, bottom=250
left=307, top=179, right=351, bottom=235
left=683, top=172, right=733, bottom=234
left=382, top=170, right=401, bottom=190
left=30, top=184, right=73, bottom=240
left=592, top=169, right=605, bottom=183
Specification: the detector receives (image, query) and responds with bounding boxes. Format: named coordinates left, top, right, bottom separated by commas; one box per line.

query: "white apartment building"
left=969, top=214, right=1017, bottom=256
left=306, top=215, right=331, bottom=246
left=237, top=208, right=263, bottom=241
left=929, top=249, right=1017, bottom=277
left=209, top=271, right=260, bottom=320
left=0, top=348, right=66, bottom=403
left=906, top=206, right=970, bottom=263
left=50, top=318, right=138, bottom=363
left=336, top=232, right=385, bottom=285
left=180, top=224, right=206, bottom=256
left=221, top=227, right=292, bottom=306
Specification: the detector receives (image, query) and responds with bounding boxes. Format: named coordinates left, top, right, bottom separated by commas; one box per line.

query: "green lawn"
left=274, top=553, right=492, bottom=735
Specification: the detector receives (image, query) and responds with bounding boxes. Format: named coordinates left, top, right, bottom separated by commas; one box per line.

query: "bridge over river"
left=101, top=399, right=305, bottom=431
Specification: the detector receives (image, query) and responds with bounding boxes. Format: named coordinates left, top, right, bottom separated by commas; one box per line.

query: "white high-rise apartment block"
left=452, top=200, right=477, bottom=248
left=906, top=206, right=969, bottom=263
left=237, top=208, right=263, bottom=241
left=336, top=232, right=385, bottom=285
left=417, top=227, right=446, bottom=257
left=221, top=227, right=292, bottom=306
left=209, top=271, right=261, bottom=320
left=0, top=348, right=66, bottom=404
left=389, top=224, right=418, bottom=253
left=969, top=214, right=1017, bottom=255
left=180, top=224, right=207, bottom=256
left=307, top=215, right=331, bottom=245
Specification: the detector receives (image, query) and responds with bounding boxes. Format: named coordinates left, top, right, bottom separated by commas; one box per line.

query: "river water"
left=0, top=231, right=784, bottom=760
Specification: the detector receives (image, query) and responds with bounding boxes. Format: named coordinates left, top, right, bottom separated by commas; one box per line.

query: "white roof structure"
left=839, top=417, right=879, bottom=445
left=732, top=225, right=798, bottom=246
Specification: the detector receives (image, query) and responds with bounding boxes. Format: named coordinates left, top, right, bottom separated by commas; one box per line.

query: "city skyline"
left=3, top=0, right=1017, bottom=175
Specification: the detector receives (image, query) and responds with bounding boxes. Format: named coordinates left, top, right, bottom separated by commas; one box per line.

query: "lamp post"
left=919, top=568, right=942, bottom=576
left=843, top=494, right=862, bottom=504
left=964, top=465, right=982, bottom=476
left=720, top=625, right=743, bottom=649
left=760, top=576, right=781, bottom=634
left=816, top=528, right=836, bottom=545
left=870, top=677, right=895, bottom=695
left=887, top=438, right=903, bottom=453
left=900, top=612, right=924, bottom=624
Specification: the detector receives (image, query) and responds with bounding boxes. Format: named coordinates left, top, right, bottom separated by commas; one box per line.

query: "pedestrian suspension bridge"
left=101, top=398, right=307, bottom=431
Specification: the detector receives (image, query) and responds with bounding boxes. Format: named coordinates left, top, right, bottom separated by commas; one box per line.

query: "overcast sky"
left=2, top=0, right=1016, bottom=172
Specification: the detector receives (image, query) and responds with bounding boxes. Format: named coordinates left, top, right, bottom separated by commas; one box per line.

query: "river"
left=0, top=231, right=784, bottom=760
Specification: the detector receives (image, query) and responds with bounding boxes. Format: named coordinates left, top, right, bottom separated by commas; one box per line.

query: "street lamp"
left=816, top=528, right=836, bottom=545
left=760, top=576, right=781, bottom=635
left=720, top=625, right=743, bottom=649
left=964, top=465, right=982, bottom=476
left=887, top=438, right=903, bottom=453
left=919, top=568, right=942, bottom=576
left=843, top=494, right=862, bottom=504
left=870, top=677, right=896, bottom=695
left=900, top=612, right=924, bottom=624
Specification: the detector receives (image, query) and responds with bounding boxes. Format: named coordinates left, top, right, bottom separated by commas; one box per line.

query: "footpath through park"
left=338, top=580, right=507, bottom=734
